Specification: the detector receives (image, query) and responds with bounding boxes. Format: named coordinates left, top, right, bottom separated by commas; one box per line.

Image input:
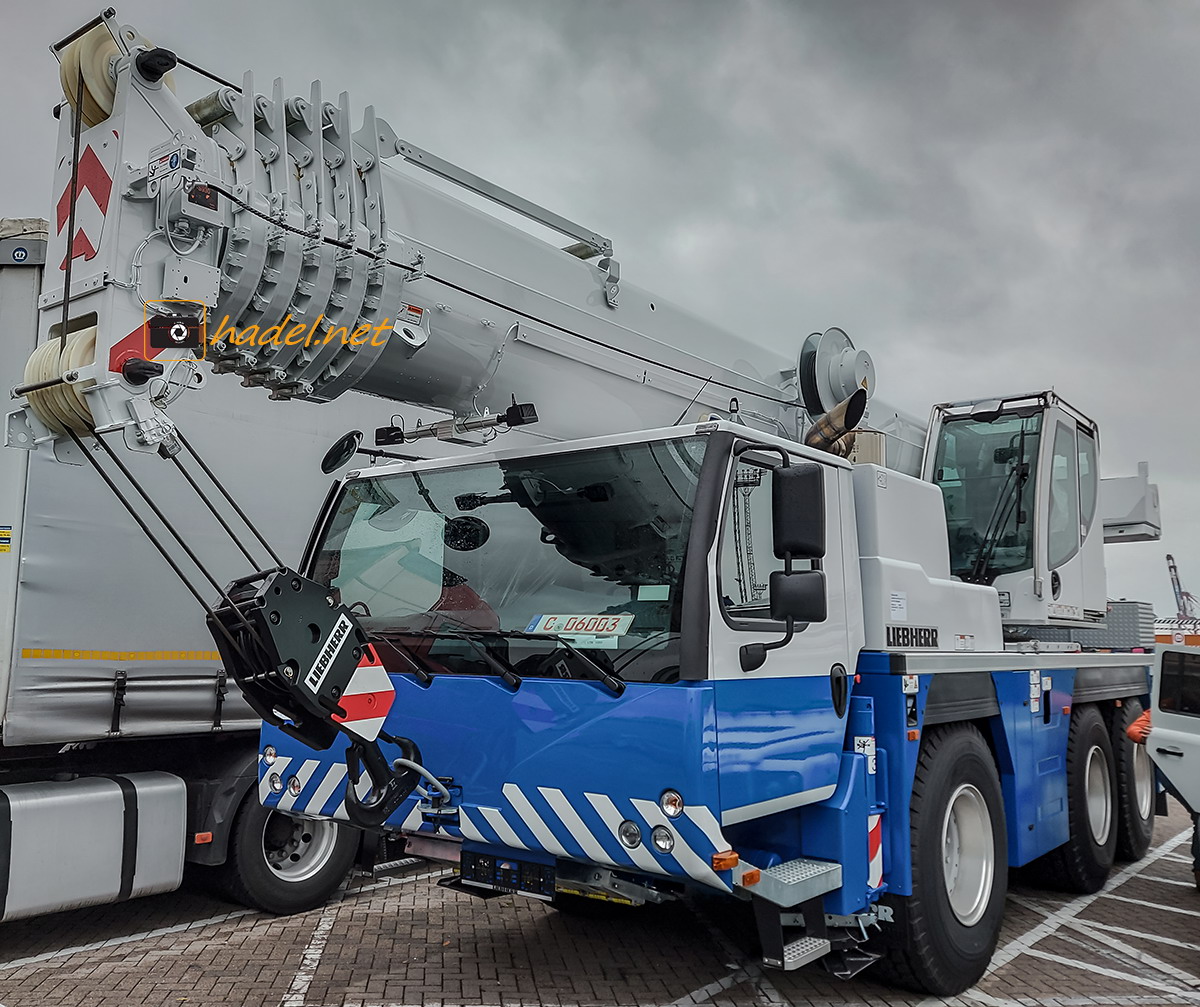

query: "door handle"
left=1155, top=747, right=1184, bottom=757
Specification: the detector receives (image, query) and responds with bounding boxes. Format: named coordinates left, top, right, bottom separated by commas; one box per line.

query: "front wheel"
left=871, top=722, right=1008, bottom=996
left=218, top=790, right=359, bottom=915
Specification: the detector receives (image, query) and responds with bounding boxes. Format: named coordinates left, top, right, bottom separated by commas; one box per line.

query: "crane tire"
left=1033, top=704, right=1118, bottom=892
left=1111, top=699, right=1155, bottom=862
left=870, top=722, right=1007, bottom=996
left=216, top=789, right=358, bottom=915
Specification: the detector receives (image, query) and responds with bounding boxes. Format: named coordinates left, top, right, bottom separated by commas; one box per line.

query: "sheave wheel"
left=1111, top=699, right=1155, bottom=862
left=216, top=789, right=359, bottom=915
left=870, top=723, right=1008, bottom=996
left=1035, top=704, right=1117, bottom=892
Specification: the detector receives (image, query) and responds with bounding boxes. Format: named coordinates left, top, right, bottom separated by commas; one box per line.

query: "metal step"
left=764, top=935, right=831, bottom=971
left=745, top=857, right=843, bottom=907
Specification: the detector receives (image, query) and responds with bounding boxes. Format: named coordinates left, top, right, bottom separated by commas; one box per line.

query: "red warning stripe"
left=868, top=818, right=882, bottom=859
left=56, top=146, right=113, bottom=232
left=332, top=690, right=392, bottom=723
left=58, top=229, right=98, bottom=271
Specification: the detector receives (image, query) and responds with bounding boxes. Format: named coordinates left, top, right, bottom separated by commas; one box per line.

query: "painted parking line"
left=1070, top=918, right=1200, bottom=953
left=984, top=826, right=1192, bottom=975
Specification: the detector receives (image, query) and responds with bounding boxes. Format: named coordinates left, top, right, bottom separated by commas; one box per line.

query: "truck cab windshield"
left=310, top=436, right=708, bottom=686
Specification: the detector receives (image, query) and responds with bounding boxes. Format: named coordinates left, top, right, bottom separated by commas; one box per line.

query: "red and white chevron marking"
left=867, top=813, right=883, bottom=889
left=331, top=645, right=395, bottom=742
left=55, top=142, right=115, bottom=271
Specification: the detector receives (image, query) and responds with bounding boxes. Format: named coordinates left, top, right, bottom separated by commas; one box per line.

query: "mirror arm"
left=739, top=618, right=794, bottom=673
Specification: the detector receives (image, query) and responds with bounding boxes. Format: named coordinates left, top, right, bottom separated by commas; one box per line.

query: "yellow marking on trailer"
left=21, top=649, right=221, bottom=661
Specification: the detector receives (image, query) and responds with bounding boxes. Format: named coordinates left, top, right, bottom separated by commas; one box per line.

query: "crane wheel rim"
left=941, top=782, right=994, bottom=927
left=261, top=811, right=340, bottom=883
left=1084, top=744, right=1113, bottom=845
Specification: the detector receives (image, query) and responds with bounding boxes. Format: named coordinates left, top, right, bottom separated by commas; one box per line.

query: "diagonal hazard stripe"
left=56, top=146, right=112, bottom=232
left=58, top=229, right=98, bottom=270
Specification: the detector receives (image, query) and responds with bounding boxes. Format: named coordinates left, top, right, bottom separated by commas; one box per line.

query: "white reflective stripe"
left=502, top=783, right=570, bottom=857
left=538, top=787, right=617, bottom=866
left=305, top=763, right=347, bottom=816
left=478, top=806, right=528, bottom=849
left=719, top=783, right=838, bottom=826
left=458, top=807, right=487, bottom=842
left=584, top=792, right=668, bottom=876
left=276, top=759, right=321, bottom=812
left=330, top=774, right=372, bottom=822
left=684, top=804, right=727, bottom=853
left=400, top=802, right=423, bottom=831
left=338, top=716, right=386, bottom=742
left=258, top=756, right=292, bottom=804
left=631, top=798, right=727, bottom=890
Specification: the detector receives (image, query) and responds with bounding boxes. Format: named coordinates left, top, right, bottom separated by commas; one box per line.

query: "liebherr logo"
left=306, top=613, right=354, bottom=692
left=886, top=625, right=939, bottom=649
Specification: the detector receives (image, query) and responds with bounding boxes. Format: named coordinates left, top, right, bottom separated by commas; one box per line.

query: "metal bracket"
left=598, top=256, right=620, bottom=309
left=212, top=669, right=227, bottom=730
left=109, top=670, right=128, bottom=735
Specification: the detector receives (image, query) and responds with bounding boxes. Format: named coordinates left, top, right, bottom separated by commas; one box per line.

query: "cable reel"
left=797, top=327, right=875, bottom=419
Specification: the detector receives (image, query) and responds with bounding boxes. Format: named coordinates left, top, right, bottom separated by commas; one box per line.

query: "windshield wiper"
left=461, top=629, right=626, bottom=696
left=385, top=629, right=523, bottom=690
left=368, top=634, right=437, bottom=685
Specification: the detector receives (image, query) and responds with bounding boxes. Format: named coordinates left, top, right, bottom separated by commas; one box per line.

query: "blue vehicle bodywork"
left=259, top=653, right=1142, bottom=917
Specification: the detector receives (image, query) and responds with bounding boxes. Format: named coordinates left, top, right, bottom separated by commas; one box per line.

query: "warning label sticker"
left=398, top=304, right=425, bottom=325
left=147, top=147, right=182, bottom=181
left=0, top=525, right=11, bottom=554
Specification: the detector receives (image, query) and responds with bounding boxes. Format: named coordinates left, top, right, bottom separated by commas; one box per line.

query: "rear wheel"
left=1038, top=704, right=1117, bottom=892
left=1111, top=699, right=1155, bottom=862
left=217, top=790, right=359, bottom=914
left=871, top=723, right=1008, bottom=996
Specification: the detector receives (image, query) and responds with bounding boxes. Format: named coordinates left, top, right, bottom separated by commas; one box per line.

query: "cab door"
left=1151, top=647, right=1200, bottom=811
left=707, top=448, right=858, bottom=826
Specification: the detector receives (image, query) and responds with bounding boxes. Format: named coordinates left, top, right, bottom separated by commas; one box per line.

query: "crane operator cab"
left=923, top=392, right=1106, bottom=631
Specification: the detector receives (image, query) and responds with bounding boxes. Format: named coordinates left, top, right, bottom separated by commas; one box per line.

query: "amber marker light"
left=712, top=850, right=739, bottom=871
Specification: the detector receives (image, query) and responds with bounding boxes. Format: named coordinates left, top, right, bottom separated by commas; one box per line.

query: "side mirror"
left=769, top=569, right=827, bottom=623
left=741, top=460, right=828, bottom=673
left=772, top=462, right=825, bottom=559
left=321, top=430, right=363, bottom=474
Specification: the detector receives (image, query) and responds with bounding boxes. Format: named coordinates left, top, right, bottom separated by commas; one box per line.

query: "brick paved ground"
left=0, top=802, right=1194, bottom=1007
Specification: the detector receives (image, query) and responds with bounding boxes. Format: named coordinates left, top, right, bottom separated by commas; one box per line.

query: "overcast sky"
left=3, top=0, right=1195, bottom=614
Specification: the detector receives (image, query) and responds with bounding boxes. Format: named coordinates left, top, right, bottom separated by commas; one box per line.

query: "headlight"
left=618, top=819, right=642, bottom=848
left=268, top=773, right=283, bottom=794
left=651, top=826, right=675, bottom=853
left=659, top=789, right=684, bottom=818
left=287, top=775, right=303, bottom=797
left=262, top=745, right=277, bottom=766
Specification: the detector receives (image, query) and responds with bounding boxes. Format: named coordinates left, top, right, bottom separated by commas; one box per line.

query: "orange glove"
left=1126, top=709, right=1152, bottom=745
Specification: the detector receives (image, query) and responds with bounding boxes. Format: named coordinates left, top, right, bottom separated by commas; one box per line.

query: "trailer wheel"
left=218, top=790, right=358, bottom=915
left=1038, top=704, right=1117, bottom=892
left=871, top=723, right=1007, bottom=996
left=1111, top=699, right=1155, bottom=862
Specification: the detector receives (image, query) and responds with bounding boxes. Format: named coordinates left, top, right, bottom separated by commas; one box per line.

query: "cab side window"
left=1047, top=421, right=1080, bottom=570
left=718, top=459, right=811, bottom=622
left=1160, top=651, right=1200, bottom=717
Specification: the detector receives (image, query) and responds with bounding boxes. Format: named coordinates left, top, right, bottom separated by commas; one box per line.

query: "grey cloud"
left=2, top=0, right=1196, bottom=611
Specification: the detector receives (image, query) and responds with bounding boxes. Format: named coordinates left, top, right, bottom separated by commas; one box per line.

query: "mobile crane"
left=5, top=11, right=1177, bottom=996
